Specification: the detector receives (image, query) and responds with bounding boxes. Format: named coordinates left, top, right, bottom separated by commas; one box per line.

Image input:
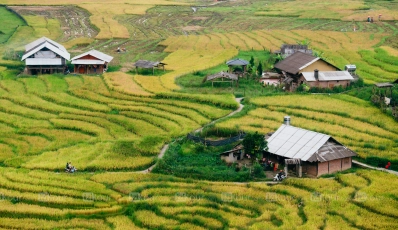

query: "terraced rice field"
left=1, top=167, right=396, bottom=229
left=0, top=74, right=234, bottom=171
left=215, top=94, right=398, bottom=161
left=160, top=28, right=398, bottom=84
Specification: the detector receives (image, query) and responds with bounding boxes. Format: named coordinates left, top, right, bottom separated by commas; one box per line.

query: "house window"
left=337, top=80, right=339, bottom=83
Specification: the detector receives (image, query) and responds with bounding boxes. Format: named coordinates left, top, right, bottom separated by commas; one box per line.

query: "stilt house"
left=21, top=37, right=70, bottom=75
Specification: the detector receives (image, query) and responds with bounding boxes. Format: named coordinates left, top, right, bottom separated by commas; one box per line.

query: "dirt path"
left=353, top=160, right=398, bottom=176
left=195, top=97, right=244, bottom=133
left=140, top=98, right=244, bottom=173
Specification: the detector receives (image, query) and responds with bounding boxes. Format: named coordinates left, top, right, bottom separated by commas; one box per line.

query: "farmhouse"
left=21, top=37, right=70, bottom=75
left=71, top=50, right=113, bottom=74
left=264, top=117, right=357, bottom=177
left=299, top=70, right=354, bottom=89
left=204, top=71, right=238, bottom=87
left=274, top=51, right=340, bottom=91
left=275, top=44, right=313, bottom=58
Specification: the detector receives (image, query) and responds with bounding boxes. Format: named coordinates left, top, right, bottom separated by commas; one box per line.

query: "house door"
left=79, top=66, right=85, bottom=74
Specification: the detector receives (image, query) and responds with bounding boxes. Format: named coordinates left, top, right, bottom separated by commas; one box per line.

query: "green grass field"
left=0, top=0, right=397, bottom=229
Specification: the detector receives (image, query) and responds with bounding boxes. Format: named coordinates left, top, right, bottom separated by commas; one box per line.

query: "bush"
left=363, top=156, right=397, bottom=171
left=252, top=162, right=265, bottom=178
left=153, top=139, right=259, bottom=182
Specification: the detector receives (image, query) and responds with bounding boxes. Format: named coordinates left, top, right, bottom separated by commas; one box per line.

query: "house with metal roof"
left=274, top=52, right=340, bottom=91
left=265, top=117, right=357, bottom=177
left=71, top=50, right=113, bottom=74
left=21, top=37, right=70, bottom=75
left=299, top=70, right=354, bottom=89
left=226, top=58, right=249, bottom=75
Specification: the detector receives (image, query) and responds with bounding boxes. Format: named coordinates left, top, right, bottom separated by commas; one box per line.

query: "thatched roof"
left=375, top=83, right=394, bottom=88
left=206, top=71, right=238, bottom=81
left=134, top=60, right=166, bottom=69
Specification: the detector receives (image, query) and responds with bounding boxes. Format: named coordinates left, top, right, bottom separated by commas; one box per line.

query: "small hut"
left=226, top=59, right=249, bottom=75
left=204, top=71, right=238, bottom=87
left=21, top=37, right=70, bottom=75
left=220, top=144, right=244, bottom=163
left=133, top=60, right=166, bottom=75
left=372, top=82, right=394, bottom=106
left=71, top=50, right=113, bottom=74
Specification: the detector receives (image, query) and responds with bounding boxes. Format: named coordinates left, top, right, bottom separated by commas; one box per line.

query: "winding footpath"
left=140, top=98, right=244, bottom=173
left=140, top=98, right=398, bottom=177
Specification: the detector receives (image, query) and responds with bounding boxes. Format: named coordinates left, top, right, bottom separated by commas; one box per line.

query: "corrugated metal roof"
left=71, top=60, right=105, bottom=65
left=266, top=124, right=356, bottom=162
left=26, top=58, right=62, bottom=66
left=71, top=50, right=113, bottom=63
left=206, top=71, right=238, bottom=81
left=302, top=71, right=354, bottom=81
left=22, top=41, right=70, bottom=61
left=274, top=52, right=318, bottom=75
left=226, top=59, right=249, bottom=66
left=25, top=37, right=67, bottom=53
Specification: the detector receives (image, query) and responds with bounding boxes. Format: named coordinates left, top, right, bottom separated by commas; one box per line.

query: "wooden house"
left=274, top=52, right=340, bottom=91
left=264, top=117, right=357, bottom=177
left=71, top=50, right=113, bottom=74
left=21, top=37, right=70, bottom=75
left=299, top=70, right=354, bottom=89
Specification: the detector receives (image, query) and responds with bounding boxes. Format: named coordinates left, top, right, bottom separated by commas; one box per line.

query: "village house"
left=299, top=69, right=354, bottom=88
left=274, top=44, right=313, bottom=58
left=259, top=72, right=281, bottom=86
left=274, top=51, right=340, bottom=91
left=264, top=117, right=357, bottom=177
left=21, top=37, right=70, bottom=75
left=71, top=50, right=113, bottom=74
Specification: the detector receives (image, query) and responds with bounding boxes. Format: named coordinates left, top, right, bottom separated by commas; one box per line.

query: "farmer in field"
left=378, top=14, right=382, bottom=21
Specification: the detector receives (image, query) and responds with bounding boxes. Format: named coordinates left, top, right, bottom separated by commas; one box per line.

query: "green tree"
left=249, top=56, right=255, bottom=67
left=257, top=62, right=263, bottom=77
left=242, top=131, right=268, bottom=161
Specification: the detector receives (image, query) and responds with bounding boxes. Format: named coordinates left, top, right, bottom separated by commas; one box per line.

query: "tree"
left=257, top=62, right=263, bottom=77
left=249, top=56, right=255, bottom=67
left=242, top=131, right=268, bottom=161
